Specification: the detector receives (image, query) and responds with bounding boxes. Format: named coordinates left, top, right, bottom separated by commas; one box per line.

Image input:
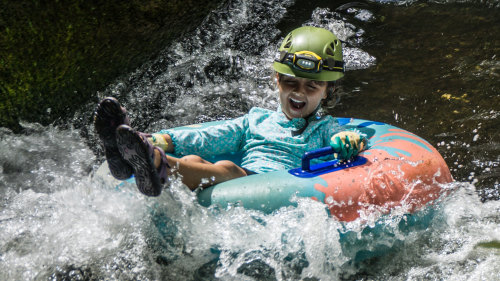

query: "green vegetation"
left=476, top=240, right=500, bottom=250
left=0, top=0, right=222, bottom=131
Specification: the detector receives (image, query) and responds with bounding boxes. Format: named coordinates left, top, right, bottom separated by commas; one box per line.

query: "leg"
left=147, top=133, right=246, bottom=188
left=116, top=125, right=247, bottom=196
left=167, top=155, right=247, bottom=190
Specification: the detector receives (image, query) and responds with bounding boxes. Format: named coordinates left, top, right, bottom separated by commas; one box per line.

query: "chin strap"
left=291, top=107, right=322, bottom=137
left=291, top=121, right=308, bottom=137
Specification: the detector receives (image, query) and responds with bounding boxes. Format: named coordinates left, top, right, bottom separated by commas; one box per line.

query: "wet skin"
left=276, top=75, right=328, bottom=119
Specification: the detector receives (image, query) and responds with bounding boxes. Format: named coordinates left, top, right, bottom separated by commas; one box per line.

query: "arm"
left=159, top=115, right=249, bottom=158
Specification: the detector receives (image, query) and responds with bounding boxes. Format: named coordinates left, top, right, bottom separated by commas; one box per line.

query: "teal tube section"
left=197, top=170, right=328, bottom=213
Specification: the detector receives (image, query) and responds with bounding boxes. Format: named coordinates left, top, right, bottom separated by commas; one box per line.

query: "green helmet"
left=273, top=26, right=344, bottom=81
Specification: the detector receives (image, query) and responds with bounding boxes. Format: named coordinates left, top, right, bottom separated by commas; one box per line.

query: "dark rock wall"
left=0, top=0, right=224, bottom=131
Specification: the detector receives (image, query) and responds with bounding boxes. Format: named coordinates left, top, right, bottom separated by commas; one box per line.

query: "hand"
left=329, top=131, right=367, bottom=160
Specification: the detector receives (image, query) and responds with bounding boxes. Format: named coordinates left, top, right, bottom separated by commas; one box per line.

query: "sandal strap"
left=138, top=132, right=170, bottom=185
left=154, top=146, right=170, bottom=185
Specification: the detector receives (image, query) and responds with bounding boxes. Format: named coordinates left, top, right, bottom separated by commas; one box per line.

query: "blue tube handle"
left=301, top=146, right=335, bottom=171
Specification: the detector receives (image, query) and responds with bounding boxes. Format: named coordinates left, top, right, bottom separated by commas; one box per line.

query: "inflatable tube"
left=99, top=117, right=452, bottom=222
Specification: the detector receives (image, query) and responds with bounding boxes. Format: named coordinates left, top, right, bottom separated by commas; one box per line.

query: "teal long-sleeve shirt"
left=160, top=107, right=341, bottom=173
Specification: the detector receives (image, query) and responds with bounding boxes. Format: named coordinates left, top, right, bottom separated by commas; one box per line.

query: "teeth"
left=290, top=98, right=305, bottom=104
left=290, top=97, right=306, bottom=109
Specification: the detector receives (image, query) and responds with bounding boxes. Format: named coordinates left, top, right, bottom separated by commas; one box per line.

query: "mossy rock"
left=476, top=240, right=500, bottom=250
left=0, top=0, right=223, bottom=132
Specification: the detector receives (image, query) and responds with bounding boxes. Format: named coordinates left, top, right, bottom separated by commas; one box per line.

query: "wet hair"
left=322, top=80, right=341, bottom=110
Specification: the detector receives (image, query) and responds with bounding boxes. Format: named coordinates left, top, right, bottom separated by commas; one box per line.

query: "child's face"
left=277, top=74, right=328, bottom=119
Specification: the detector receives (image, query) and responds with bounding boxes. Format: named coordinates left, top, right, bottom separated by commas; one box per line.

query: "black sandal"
left=94, top=97, right=134, bottom=180
left=116, top=125, right=170, bottom=196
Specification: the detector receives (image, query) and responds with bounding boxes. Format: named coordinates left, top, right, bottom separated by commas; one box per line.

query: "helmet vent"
left=326, top=43, right=335, bottom=56
left=284, top=36, right=292, bottom=49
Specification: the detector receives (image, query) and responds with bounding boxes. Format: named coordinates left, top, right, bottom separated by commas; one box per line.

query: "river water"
left=1, top=0, right=499, bottom=280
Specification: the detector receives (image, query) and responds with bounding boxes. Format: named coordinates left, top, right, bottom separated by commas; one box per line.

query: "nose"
left=293, top=82, right=308, bottom=96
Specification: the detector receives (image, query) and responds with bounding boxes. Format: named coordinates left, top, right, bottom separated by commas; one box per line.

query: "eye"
left=306, top=83, right=318, bottom=89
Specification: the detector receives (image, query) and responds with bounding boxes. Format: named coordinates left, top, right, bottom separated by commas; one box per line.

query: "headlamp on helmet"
left=277, top=50, right=344, bottom=73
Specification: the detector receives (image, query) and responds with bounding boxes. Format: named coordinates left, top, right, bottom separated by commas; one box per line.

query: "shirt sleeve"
left=316, top=116, right=341, bottom=163
left=321, top=116, right=341, bottom=146
left=160, top=115, right=249, bottom=158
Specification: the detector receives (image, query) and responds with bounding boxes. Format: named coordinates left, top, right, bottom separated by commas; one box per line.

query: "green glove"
left=330, top=131, right=367, bottom=160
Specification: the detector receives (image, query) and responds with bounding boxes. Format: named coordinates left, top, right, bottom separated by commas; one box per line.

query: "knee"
left=180, top=155, right=205, bottom=163
left=215, top=160, right=247, bottom=177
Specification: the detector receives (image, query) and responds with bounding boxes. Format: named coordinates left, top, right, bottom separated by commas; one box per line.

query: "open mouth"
left=290, top=98, right=306, bottom=109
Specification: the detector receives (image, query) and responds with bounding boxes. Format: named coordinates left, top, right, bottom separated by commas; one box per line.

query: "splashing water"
left=1, top=0, right=499, bottom=280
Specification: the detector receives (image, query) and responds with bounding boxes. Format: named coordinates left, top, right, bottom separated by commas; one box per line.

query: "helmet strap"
left=323, top=58, right=344, bottom=73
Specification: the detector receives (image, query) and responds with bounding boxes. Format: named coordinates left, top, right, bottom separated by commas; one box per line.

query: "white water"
left=1, top=0, right=499, bottom=280
left=1, top=127, right=498, bottom=279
